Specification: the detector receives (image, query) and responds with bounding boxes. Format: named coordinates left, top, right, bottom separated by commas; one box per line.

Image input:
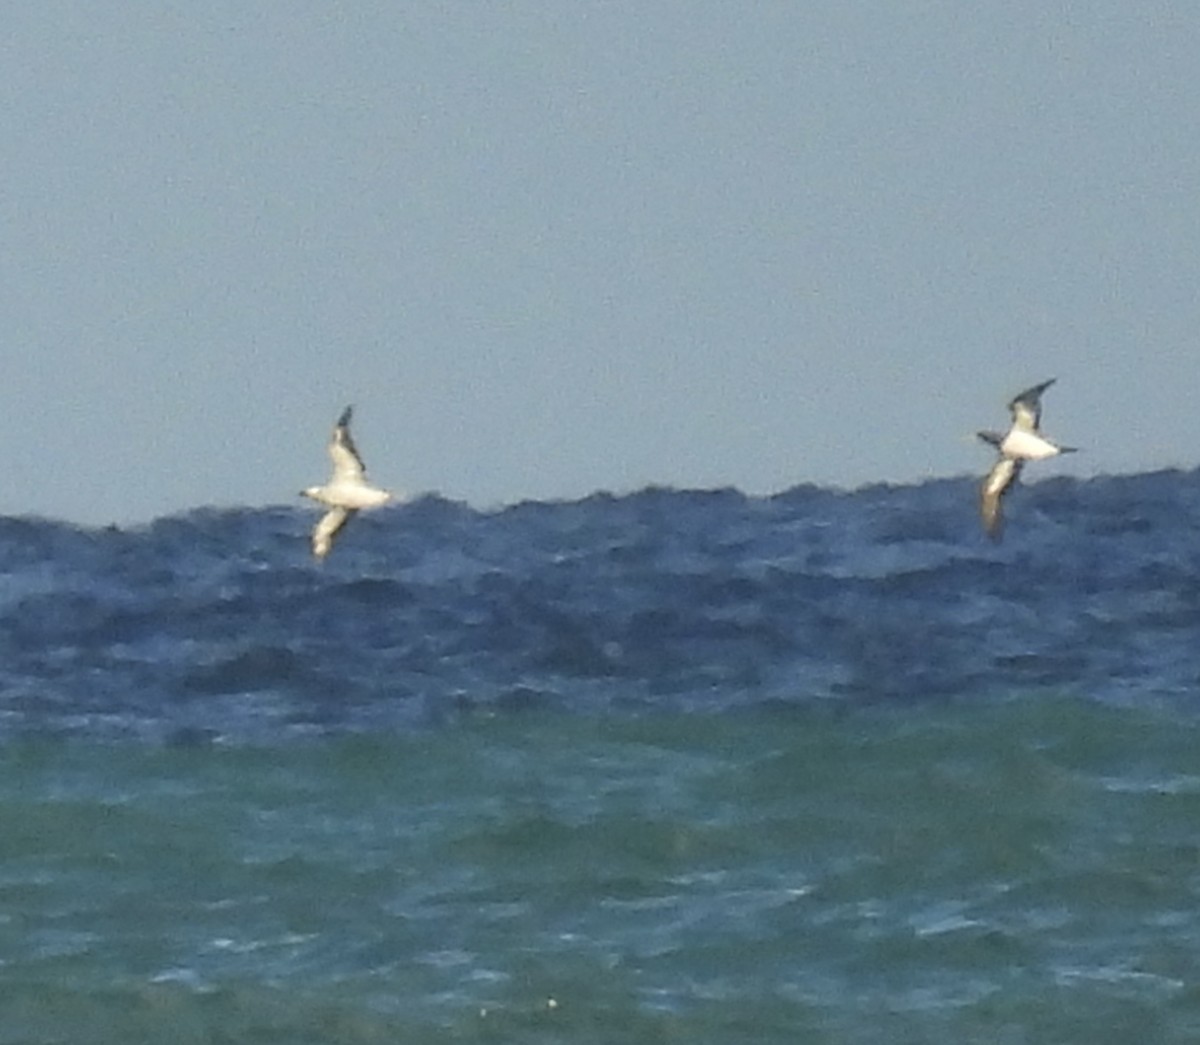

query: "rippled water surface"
left=2, top=472, right=1200, bottom=1041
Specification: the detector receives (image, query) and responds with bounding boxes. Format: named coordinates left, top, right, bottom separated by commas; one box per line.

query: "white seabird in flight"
left=301, top=406, right=393, bottom=558
left=976, top=378, right=1076, bottom=540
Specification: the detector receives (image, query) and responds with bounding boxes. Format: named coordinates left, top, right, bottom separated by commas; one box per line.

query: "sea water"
left=1, top=472, right=1199, bottom=1042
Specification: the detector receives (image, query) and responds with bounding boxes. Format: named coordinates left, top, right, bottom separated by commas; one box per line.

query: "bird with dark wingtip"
left=976, top=379, right=1077, bottom=540
left=301, top=406, right=393, bottom=558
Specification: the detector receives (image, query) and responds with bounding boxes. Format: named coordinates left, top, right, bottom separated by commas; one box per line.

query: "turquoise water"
left=4, top=698, right=1200, bottom=1043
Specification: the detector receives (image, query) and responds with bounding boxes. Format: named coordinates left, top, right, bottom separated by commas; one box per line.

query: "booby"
left=976, top=379, right=1076, bottom=540
left=301, top=406, right=393, bottom=558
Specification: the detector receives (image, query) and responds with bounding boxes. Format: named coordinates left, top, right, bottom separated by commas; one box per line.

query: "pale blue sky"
left=2, top=3, right=1197, bottom=525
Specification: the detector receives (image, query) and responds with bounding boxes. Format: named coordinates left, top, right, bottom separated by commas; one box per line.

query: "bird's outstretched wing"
left=328, top=405, right=367, bottom=483
left=1007, top=378, right=1055, bottom=432
left=980, top=456, right=1023, bottom=540
left=312, top=505, right=353, bottom=558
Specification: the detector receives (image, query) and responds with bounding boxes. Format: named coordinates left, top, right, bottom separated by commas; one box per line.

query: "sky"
left=2, top=3, right=1197, bottom=525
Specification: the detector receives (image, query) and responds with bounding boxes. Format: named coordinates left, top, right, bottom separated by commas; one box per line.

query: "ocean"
left=2, top=470, right=1200, bottom=1042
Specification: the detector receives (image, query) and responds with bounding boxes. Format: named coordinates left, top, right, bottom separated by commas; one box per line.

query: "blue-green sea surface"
left=3, top=697, right=1200, bottom=1044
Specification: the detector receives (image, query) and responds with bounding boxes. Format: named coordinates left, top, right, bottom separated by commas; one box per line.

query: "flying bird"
left=976, top=379, right=1076, bottom=540
left=301, top=406, right=393, bottom=558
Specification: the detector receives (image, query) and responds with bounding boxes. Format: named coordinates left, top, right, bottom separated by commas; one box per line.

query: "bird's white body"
left=999, top=426, right=1065, bottom=461
left=303, top=480, right=391, bottom=510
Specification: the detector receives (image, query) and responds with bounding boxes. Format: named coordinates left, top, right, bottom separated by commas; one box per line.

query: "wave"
left=0, top=471, right=1197, bottom=741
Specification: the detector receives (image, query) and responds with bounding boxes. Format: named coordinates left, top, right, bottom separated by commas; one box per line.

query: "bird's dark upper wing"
left=1007, top=378, right=1056, bottom=432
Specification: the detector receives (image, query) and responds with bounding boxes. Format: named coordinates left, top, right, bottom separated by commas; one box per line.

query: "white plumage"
left=302, top=406, right=393, bottom=558
left=976, top=379, right=1076, bottom=540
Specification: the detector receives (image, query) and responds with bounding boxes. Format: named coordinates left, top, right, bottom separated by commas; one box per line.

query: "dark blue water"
left=3, top=471, right=1200, bottom=1041
left=5, top=469, right=1200, bottom=740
